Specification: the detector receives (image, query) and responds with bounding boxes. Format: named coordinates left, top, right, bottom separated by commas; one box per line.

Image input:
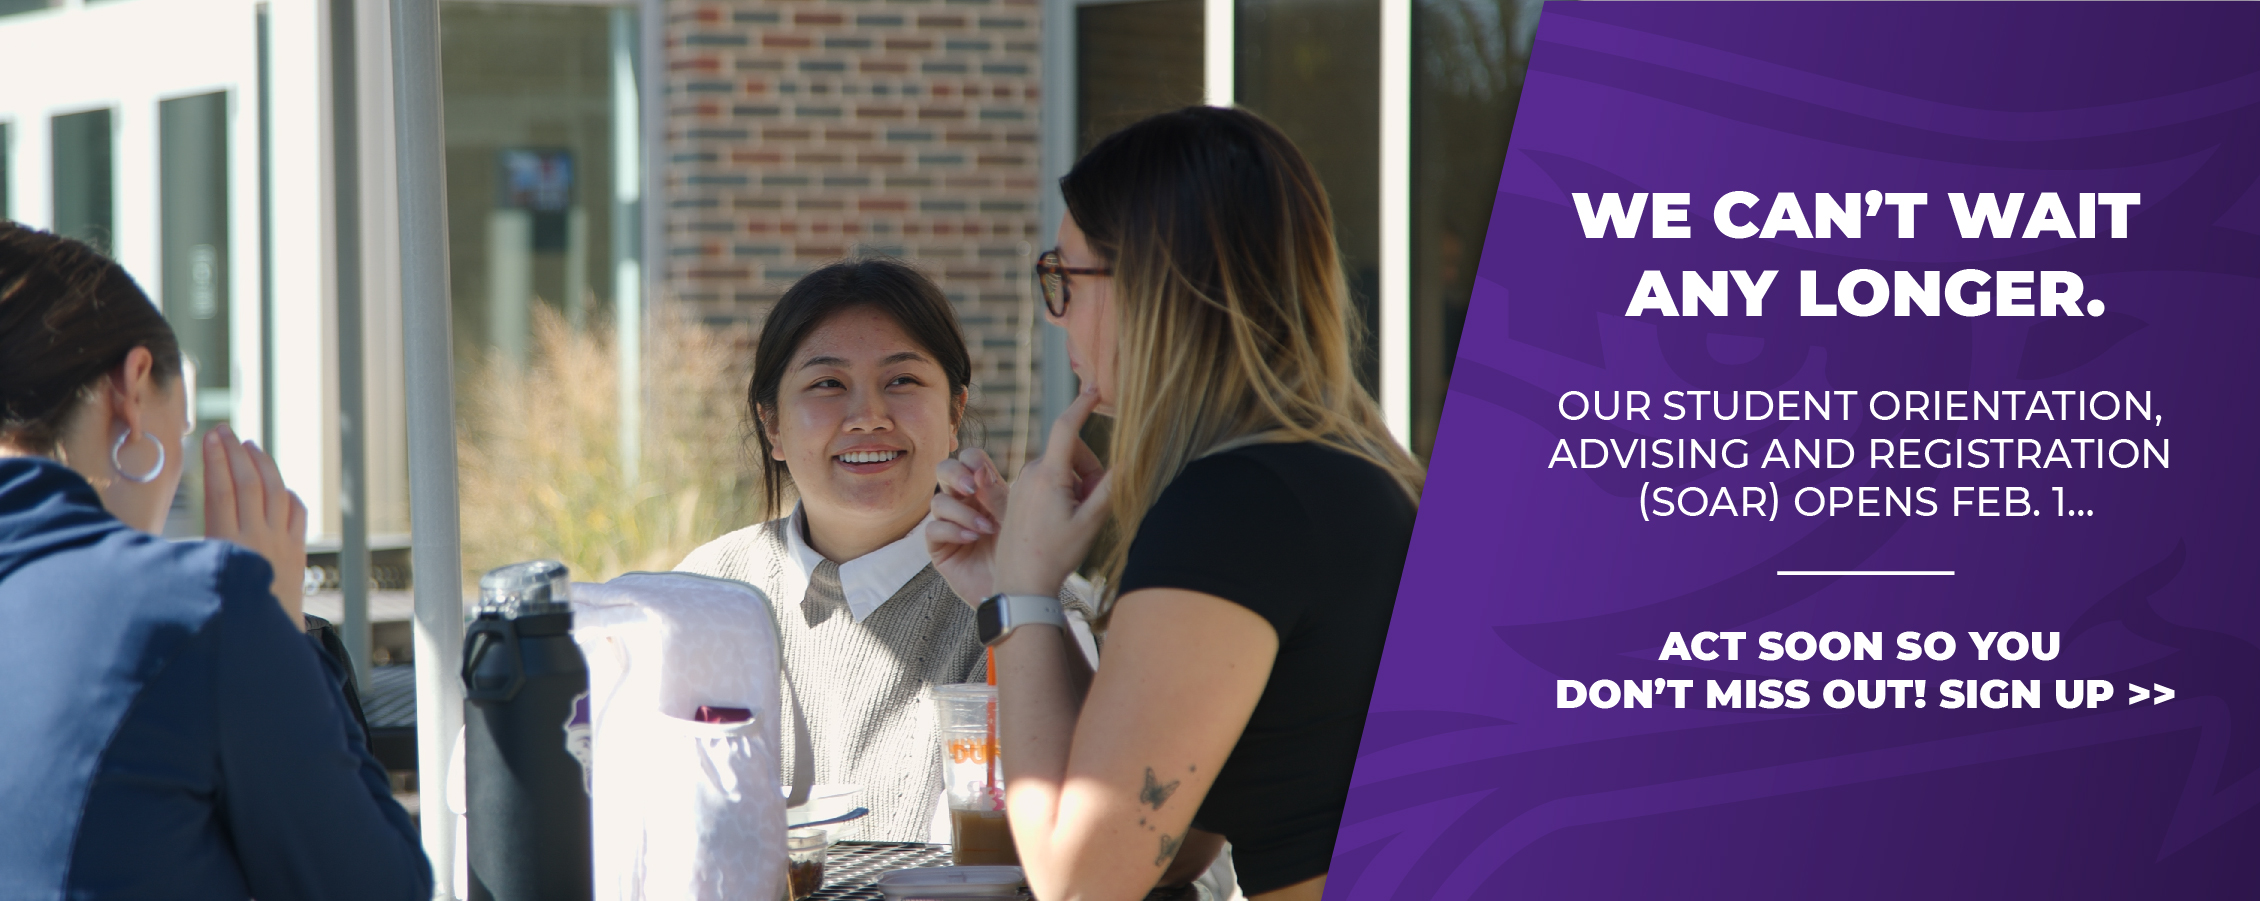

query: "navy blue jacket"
left=0, top=458, right=431, bottom=899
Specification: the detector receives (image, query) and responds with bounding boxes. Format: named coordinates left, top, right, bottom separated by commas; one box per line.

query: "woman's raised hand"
left=929, top=446, right=1009, bottom=604
left=992, top=386, right=1111, bottom=598
left=202, top=424, right=310, bottom=627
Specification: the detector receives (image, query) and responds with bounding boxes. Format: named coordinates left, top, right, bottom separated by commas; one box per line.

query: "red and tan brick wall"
left=664, top=0, right=1045, bottom=460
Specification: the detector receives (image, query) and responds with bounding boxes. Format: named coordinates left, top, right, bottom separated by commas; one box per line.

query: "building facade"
left=664, top=0, right=1048, bottom=462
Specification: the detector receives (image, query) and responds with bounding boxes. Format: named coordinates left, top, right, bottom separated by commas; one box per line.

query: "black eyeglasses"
left=1033, top=248, right=1111, bottom=317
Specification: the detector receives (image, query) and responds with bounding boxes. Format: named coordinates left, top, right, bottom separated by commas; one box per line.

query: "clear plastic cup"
left=930, top=683, right=1017, bottom=866
left=787, top=827, right=828, bottom=899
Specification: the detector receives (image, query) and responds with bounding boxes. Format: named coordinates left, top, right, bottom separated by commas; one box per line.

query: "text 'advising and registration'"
left=1337, top=4, right=2260, bottom=897
left=1541, top=186, right=2193, bottom=720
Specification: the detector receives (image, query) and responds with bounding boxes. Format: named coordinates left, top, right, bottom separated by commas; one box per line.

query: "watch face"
left=976, top=595, right=1006, bottom=645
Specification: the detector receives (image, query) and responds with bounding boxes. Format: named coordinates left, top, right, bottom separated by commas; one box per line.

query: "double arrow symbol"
left=2127, top=683, right=2176, bottom=705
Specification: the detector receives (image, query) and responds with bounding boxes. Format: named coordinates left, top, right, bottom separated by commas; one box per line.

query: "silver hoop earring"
left=111, top=429, right=166, bottom=484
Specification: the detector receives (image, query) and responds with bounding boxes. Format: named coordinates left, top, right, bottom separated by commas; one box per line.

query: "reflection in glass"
left=1236, top=0, right=1382, bottom=391
left=440, top=3, right=719, bottom=588
left=158, top=91, right=232, bottom=538
left=1076, top=0, right=1204, bottom=155
left=1411, top=0, right=1538, bottom=456
left=441, top=3, right=623, bottom=369
left=50, top=108, right=113, bottom=255
left=160, top=91, right=233, bottom=428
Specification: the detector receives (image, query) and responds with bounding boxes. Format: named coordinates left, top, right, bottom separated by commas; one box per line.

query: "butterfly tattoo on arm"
left=1140, top=767, right=1181, bottom=810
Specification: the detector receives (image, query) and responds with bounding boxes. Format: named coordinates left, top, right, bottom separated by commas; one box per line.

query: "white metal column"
left=1038, top=0, right=1079, bottom=445
left=1379, top=0, right=1411, bottom=446
left=1203, top=0, right=1233, bottom=107
left=388, top=0, right=462, bottom=895
left=610, top=5, right=643, bottom=486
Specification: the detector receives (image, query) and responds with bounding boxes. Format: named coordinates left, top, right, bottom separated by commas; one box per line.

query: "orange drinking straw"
left=984, top=649, right=999, bottom=803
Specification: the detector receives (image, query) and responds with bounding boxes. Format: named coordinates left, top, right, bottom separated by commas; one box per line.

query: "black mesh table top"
left=805, top=842, right=964, bottom=900
left=362, top=663, right=418, bottom=730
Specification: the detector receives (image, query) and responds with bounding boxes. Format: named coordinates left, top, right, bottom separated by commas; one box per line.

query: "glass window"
left=158, top=91, right=233, bottom=538
left=1410, top=0, right=1537, bottom=456
left=50, top=108, right=113, bottom=255
left=1, top=120, right=11, bottom=220
left=160, top=91, right=234, bottom=429
left=441, top=4, right=723, bottom=588
left=1235, top=0, right=1383, bottom=391
left=1077, top=0, right=1205, bottom=155
left=441, top=2, right=622, bottom=369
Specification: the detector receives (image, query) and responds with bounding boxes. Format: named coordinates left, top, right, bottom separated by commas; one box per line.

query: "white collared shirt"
left=778, top=504, right=935, bottom=623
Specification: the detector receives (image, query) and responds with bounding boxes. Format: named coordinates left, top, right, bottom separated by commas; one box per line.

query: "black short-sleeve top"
left=1117, top=441, right=1416, bottom=895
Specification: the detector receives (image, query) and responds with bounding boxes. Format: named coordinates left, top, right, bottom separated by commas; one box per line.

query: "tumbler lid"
left=478, top=559, right=571, bottom=617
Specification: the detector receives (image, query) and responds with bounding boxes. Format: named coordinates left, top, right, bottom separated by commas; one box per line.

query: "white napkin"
left=571, top=571, right=787, bottom=901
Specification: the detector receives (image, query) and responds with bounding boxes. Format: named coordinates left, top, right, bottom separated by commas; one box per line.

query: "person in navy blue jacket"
left=0, top=224, right=432, bottom=899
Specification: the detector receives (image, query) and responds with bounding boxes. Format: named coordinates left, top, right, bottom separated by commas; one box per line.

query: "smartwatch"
left=977, top=594, right=1067, bottom=647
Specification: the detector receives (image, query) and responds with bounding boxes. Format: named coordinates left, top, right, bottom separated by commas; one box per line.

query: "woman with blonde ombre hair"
left=925, top=106, right=1422, bottom=901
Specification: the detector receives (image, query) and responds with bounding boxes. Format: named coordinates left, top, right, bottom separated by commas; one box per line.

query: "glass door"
left=50, top=108, right=113, bottom=254
left=1075, top=0, right=1204, bottom=154
left=160, top=91, right=234, bottom=440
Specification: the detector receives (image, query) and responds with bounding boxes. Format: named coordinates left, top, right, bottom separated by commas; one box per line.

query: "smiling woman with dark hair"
left=677, top=258, right=1090, bottom=843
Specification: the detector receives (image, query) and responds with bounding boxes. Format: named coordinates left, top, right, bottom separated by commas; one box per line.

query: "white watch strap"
left=1000, top=593, right=1066, bottom=631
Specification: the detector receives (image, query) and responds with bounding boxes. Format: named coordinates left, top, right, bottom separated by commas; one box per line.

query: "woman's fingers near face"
left=201, top=430, right=237, bottom=538
left=1068, top=435, right=1102, bottom=475
left=959, top=447, right=999, bottom=483
left=1045, top=388, right=1102, bottom=466
left=938, top=457, right=978, bottom=497
left=276, top=489, right=309, bottom=601
left=1029, top=388, right=1102, bottom=491
left=926, top=493, right=982, bottom=543
left=203, top=428, right=303, bottom=559
left=1068, top=437, right=1106, bottom=497
left=1041, top=391, right=1105, bottom=498
left=960, top=447, right=1011, bottom=513
left=220, top=427, right=267, bottom=530
left=944, top=447, right=1000, bottom=495
left=245, top=440, right=288, bottom=527
left=932, top=491, right=996, bottom=535
left=287, top=490, right=307, bottom=541
left=924, top=516, right=983, bottom=548
left=1071, top=471, right=1114, bottom=532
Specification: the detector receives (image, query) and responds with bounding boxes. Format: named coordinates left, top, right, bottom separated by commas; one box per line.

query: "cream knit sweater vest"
left=676, top=519, right=983, bottom=842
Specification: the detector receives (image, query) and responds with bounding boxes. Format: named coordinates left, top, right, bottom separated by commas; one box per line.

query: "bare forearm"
left=995, top=622, right=1091, bottom=787
left=989, top=590, right=1274, bottom=901
left=995, top=622, right=1096, bottom=894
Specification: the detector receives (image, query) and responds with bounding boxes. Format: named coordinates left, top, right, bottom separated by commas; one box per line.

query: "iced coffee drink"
left=933, top=683, right=1019, bottom=866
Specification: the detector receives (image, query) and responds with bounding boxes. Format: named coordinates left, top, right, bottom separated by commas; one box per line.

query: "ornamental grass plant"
left=457, top=304, right=760, bottom=590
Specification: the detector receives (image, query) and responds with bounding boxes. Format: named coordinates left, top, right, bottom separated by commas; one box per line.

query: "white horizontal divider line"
left=1777, top=570, right=1956, bottom=576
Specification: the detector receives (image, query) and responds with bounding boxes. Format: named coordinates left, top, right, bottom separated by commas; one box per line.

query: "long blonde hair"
left=1063, top=107, right=1424, bottom=617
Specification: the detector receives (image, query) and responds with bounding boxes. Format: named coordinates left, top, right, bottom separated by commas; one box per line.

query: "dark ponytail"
left=0, top=222, right=183, bottom=456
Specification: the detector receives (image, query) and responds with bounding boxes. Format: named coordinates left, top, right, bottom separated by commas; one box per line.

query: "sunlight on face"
left=1050, top=213, right=1118, bottom=416
left=765, top=306, right=960, bottom=544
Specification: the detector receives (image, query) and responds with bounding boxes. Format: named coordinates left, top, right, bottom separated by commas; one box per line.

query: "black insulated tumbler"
left=463, top=560, right=593, bottom=901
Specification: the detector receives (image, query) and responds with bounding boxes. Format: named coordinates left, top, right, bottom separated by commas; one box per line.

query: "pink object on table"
left=694, top=705, right=752, bottom=724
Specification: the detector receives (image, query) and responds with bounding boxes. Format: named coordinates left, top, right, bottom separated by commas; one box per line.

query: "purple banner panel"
left=1335, top=3, right=2260, bottom=898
